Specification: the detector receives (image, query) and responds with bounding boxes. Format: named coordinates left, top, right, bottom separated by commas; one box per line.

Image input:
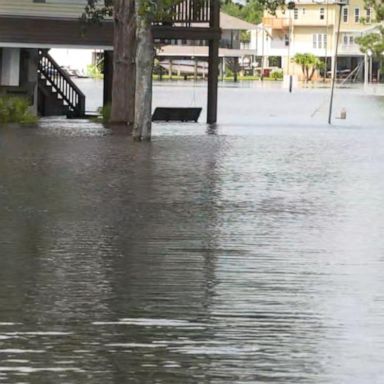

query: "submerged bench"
left=152, top=107, right=202, bottom=122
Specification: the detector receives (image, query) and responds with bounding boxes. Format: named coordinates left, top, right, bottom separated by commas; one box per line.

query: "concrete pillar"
left=1, top=48, right=20, bottom=86
left=26, top=49, right=39, bottom=114
left=219, top=57, right=224, bottom=80
left=331, top=55, right=336, bottom=82
left=364, top=54, right=369, bottom=87
left=194, top=59, right=198, bottom=81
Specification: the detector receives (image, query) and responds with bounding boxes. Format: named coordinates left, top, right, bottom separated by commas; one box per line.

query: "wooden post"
left=103, top=50, right=113, bottom=106
left=207, top=0, right=220, bottom=124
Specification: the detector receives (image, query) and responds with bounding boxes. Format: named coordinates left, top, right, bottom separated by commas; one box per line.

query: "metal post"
left=328, top=3, right=343, bottom=125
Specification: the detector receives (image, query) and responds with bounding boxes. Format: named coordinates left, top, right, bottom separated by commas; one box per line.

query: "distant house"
left=157, top=12, right=260, bottom=79
left=251, top=0, right=381, bottom=82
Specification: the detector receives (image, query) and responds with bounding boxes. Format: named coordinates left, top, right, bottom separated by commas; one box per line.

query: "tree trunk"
left=309, top=67, right=316, bottom=81
left=110, top=0, right=136, bottom=126
left=133, top=2, right=154, bottom=141
left=305, top=65, right=309, bottom=82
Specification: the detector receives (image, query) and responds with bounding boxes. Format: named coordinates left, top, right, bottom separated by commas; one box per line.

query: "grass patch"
left=0, top=96, right=38, bottom=125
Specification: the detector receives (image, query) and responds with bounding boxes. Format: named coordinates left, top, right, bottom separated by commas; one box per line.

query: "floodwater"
left=1, top=83, right=384, bottom=383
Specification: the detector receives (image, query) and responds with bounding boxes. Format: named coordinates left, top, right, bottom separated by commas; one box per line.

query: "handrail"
left=38, top=49, right=85, bottom=117
left=155, top=0, right=211, bottom=26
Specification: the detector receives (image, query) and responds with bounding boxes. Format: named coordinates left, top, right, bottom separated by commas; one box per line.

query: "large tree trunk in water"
left=110, top=0, right=136, bottom=126
left=133, top=3, right=154, bottom=141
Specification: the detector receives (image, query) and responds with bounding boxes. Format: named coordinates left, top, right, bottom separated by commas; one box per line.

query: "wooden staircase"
left=37, top=50, right=85, bottom=118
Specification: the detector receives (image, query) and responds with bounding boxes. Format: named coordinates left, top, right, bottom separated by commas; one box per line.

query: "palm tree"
left=293, top=53, right=324, bottom=82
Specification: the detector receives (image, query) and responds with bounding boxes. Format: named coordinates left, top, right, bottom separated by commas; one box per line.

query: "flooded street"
left=1, top=84, right=384, bottom=383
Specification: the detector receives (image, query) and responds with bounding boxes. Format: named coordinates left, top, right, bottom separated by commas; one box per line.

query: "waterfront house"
left=0, top=0, right=221, bottom=122
left=251, top=0, right=380, bottom=82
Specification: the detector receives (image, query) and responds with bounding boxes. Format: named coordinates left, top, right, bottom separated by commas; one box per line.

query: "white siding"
left=0, top=0, right=88, bottom=18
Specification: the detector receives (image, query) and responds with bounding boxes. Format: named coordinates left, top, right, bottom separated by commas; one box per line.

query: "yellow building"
left=252, top=0, right=379, bottom=81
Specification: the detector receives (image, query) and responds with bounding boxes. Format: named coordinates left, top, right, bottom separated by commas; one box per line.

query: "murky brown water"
left=1, top=87, right=384, bottom=383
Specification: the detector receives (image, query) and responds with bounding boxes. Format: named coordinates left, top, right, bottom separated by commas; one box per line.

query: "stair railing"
left=38, top=50, right=86, bottom=117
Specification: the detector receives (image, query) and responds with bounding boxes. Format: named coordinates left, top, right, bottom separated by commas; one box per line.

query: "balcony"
left=262, top=17, right=289, bottom=30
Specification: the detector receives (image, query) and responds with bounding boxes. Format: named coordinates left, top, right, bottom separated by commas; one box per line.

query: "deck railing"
left=154, top=0, right=212, bottom=26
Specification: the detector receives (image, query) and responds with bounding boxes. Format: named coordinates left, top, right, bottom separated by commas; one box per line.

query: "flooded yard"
left=1, top=84, right=384, bottom=383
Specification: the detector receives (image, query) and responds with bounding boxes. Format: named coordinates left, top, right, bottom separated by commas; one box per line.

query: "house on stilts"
left=0, top=0, right=221, bottom=123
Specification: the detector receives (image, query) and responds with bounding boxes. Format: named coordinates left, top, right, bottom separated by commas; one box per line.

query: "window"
left=302, top=8, right=306, bottom=15
left=313, top=34, right=327, bottom=49
left=366, top=8, right=371, bottom=23
left=354, top=8, right=360, bottom=22
left=342, top=35, right=356, bottom=46
left=320, top=8, right=325, bottom=20
left=294, top=8, right=299, bottom=20
left=343, top=7, right=348, bottom=22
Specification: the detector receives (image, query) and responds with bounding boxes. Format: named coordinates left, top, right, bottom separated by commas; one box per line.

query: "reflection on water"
left=1, top=92, right=384, bottom=383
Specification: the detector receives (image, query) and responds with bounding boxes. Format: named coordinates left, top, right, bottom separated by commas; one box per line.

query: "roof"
left=220, top=12, right=258, bottom=30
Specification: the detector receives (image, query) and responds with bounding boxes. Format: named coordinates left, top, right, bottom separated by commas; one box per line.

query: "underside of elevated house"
left=0, top=0, right=221, bottom=123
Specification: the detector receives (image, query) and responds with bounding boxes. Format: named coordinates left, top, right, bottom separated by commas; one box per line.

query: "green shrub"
left=87, top=64, right=103, bottom=79
left=270, top=70, right=283, bottom=80
left=0, top=96, right=38, bottom=125
left=93, top=103, right=112, bottom=124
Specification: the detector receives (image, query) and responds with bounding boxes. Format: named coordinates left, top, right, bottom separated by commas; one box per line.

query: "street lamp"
left=328, top=0, right=349, bottom=125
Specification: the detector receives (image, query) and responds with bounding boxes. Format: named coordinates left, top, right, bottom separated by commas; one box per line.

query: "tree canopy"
left=356, top=0, right=384, bottom=71
left=293, top=53, right=324, bottom=82
left=221, top=0, right=264, bottom=24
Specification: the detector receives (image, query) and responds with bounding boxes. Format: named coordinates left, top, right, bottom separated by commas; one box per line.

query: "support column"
left=364, top=54, right=369, bottom=87
left=207, top=38, right=219, bottom=124
left=233, top=57, right=239, bottom=82
left=219, top=57, right=224, bottom=80
left=103, top=50, right=113, bottom=106
left=194, top=58, right=198, bottom=81
left=1, top=48, right=20, bottom=86
left=169, top=59, right=173, bottom=79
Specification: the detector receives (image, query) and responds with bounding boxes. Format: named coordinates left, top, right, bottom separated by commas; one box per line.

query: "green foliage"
left=293, top=53, right=323, bottom=81
left=240, top=30, right=251, bottom=43
left=87, top=64, right=103, bottom=79
left=356, top=27, right=384, bottom=56
left=0, top=96, right=38, bottom=125
left=221, top=0, right=263, bottom=24
left=95, top=103, right=111, bottom=124
left=364, top=0, right=384, bottom=21
left=270, top=69, right=283, bottom=80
